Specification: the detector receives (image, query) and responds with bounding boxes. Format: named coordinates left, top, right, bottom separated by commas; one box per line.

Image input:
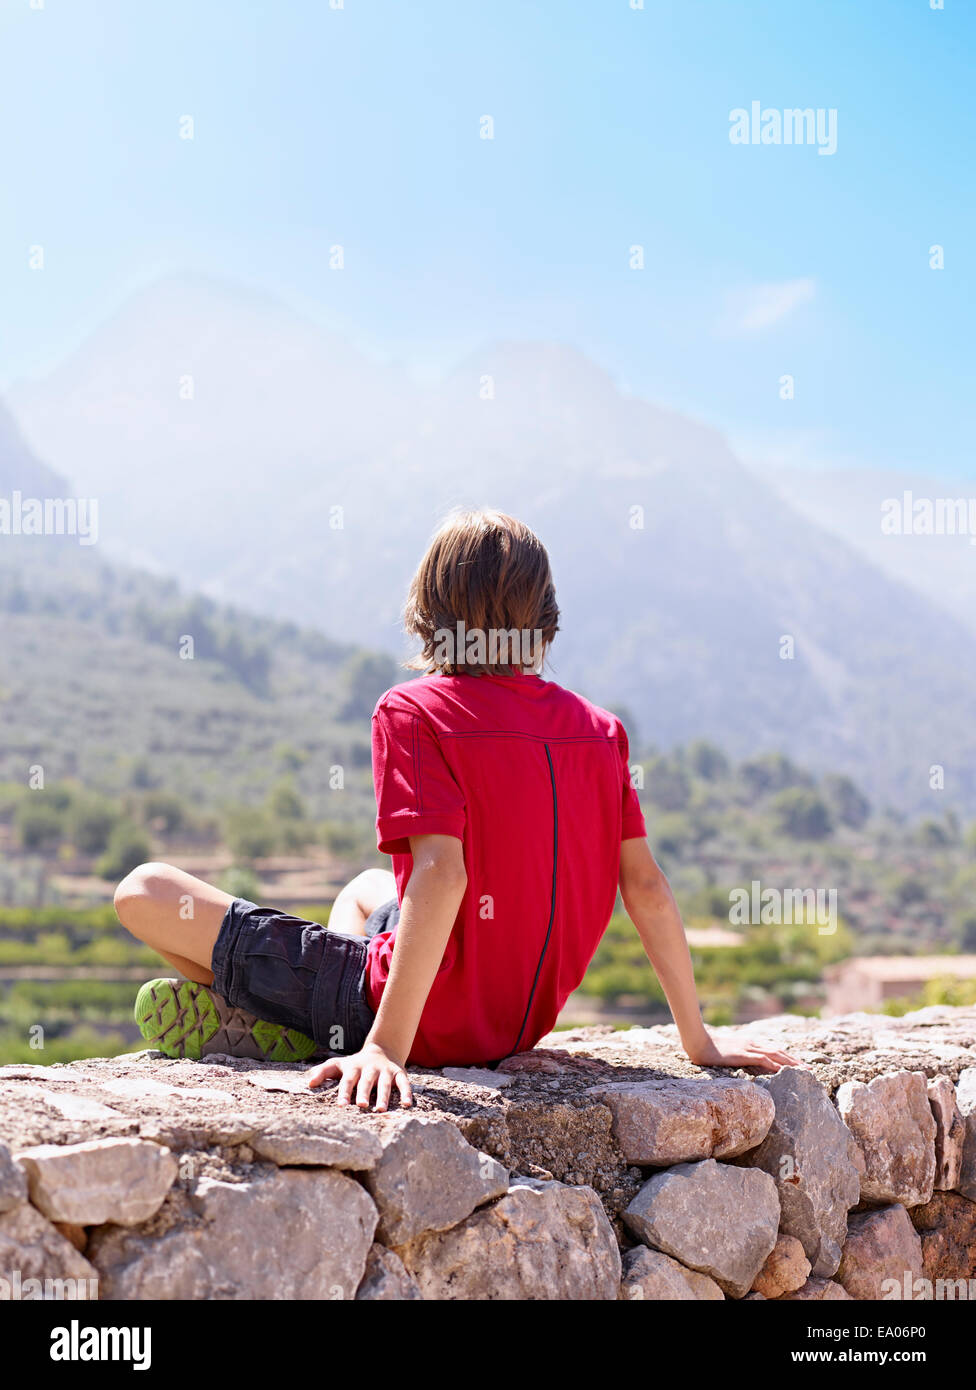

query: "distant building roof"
left=685, top=926, right=745, bottom=948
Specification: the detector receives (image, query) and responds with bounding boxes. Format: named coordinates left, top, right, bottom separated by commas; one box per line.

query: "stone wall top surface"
left=2, top=1007, right=974, bottom=1302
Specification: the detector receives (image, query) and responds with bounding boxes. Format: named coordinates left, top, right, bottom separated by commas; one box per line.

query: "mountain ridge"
left=5, top=275, right=975, bottom=814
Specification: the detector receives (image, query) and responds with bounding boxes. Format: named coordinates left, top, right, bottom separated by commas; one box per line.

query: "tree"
left=266, top=780, right=310, bottom=849
left=916, top=819, right=950, bottom=849
left=337, top=651, right=398, bottom=721
left=224, top=808, right=277, bottom=863
left=16, top=801, right=65, bottom=853
left=739, top=753, right=811, bottom=798
left=268, top=779, right=305, bottom=822
left=140, top=791, right=186, bottom=836
left=771, top=788, right=833, bottom=841
left=321, top=820, right=366, bottom=857
left=128, top=759, right=159, bottom=791
left=954, top=912, right=976, bottom=953
left=651, top=813, right=695, bottom=859
left=608, top=704, right=640, bottom=752
left=220, top=866, right=260, bottom=901
left=0, top=783, right=27, bottom=824
left=69, top=798, right=119, bottom=856
left=645, top=756, right=692, bottom=812
left=686, top=740, right=730, bottom=782
left=274, top=743, right=306, bottom=772
left=218, top=629, right=271, bottom=695
left=96, top=823, right=151, bottom=881
left=822, top=773, right=870, bottom=830
left=892, top=873, right=927, bottom=908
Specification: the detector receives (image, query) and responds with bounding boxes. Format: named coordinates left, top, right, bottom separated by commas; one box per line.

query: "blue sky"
left=1, top=0, right=972, bottom=477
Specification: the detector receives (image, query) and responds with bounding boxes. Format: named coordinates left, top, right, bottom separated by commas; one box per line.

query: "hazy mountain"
left=8, top=276, right=976, bottom=814
left=758, top=464, right=976, bottom=638
left=0, top=398, right=68, bottom=498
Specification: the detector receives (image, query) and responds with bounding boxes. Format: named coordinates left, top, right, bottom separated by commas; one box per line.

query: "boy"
left=116, top=509, right=799, bottom=1110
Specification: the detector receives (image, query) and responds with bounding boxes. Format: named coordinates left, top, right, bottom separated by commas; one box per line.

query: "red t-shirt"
left=364, top=669, right=646, bottom=1067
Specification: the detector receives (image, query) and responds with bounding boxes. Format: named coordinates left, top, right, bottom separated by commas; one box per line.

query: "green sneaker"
left=134, top=978, right=317, bottom=1062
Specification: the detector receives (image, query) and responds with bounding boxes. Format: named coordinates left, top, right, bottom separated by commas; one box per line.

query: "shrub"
left=916, top=819, right=950, bottom=849
left=321, top=820, right=367, bottom=857
left=68, top=798, right=119, bottom=856
left=140, top=791, right=187, bottom=836
left=16, top=801, right=65, bottom=853
left=224, top=807, right=277, bottom=862
left=95, top=822, right=152, bottom=881
left=645, top=756, right=692, bottom=812
left=954, top=912, right=976, bottom=953
left=337, top=651, right=398, bottom=722
left=892, top=874, right=927, bottom=907
left=268, top=779, right=305, bottom=822
left=771, top=788, right=833, bottom=841
left=650, top=813, right=695, bottom=859
left=220, top=866, right=260, bottom=901
left=686, top=740, right=730, bottom=782
left=739, top=752, right=811, bottom=797
left=822, top=773, right=871, bottom=830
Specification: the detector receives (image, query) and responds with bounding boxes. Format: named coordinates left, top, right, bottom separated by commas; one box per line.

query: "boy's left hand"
left=307, top=1041, right=413, bottom=1111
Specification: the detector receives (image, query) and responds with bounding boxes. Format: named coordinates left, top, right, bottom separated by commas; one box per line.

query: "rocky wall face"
left=1, top=1006, right=975, bottom=1301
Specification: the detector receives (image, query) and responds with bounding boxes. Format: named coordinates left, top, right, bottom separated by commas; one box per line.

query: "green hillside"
left=0, top=539, right=395, bottom=832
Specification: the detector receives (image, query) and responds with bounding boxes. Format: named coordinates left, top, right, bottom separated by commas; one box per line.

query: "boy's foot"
left=134, top=978, right=317, bottom=1062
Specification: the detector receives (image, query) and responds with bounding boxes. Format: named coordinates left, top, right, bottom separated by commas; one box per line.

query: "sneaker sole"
left=134, top=978, right=317, bottom=1062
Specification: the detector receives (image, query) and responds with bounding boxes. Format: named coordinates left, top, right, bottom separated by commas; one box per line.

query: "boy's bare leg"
left=327, top=868, right=397, bottom=936
left=114, top=862, right=234, bottom=985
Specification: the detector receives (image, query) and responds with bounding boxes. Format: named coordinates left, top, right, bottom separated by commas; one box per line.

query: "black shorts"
left=210, top=897, right=398, bottom=1055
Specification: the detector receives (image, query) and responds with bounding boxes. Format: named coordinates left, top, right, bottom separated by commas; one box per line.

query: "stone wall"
left=2, top=1006, right=975, bottom=1300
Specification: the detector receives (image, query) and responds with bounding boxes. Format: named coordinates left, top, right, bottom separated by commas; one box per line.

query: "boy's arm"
left=308, top=834, right=466, bottom=1110
left=619, top=837, right=803, bottom=1073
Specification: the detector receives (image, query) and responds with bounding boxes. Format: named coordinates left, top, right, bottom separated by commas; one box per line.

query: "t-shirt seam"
left=437, top=731, right=623, bottom=745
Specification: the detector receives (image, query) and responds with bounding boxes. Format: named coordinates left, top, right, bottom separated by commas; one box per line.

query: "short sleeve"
left=616, top=724, right=647, bottom=841
left=371, top=699, right=467, bottom=855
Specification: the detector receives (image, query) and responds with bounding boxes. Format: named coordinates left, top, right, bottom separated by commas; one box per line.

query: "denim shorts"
left=210, top=898, right=396, bottom=1055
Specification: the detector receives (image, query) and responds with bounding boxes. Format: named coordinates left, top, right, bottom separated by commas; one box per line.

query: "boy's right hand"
left=307, top=1041, right=413, bottom=1112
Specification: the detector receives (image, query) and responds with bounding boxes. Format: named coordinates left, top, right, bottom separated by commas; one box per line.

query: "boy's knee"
left=352, top=868, right=396, bottom=910
left=114, top=862, right=179, bottom=924
left=358, top=867, right=395, bottom=893
left=336, top=867, right=390, bottom=900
